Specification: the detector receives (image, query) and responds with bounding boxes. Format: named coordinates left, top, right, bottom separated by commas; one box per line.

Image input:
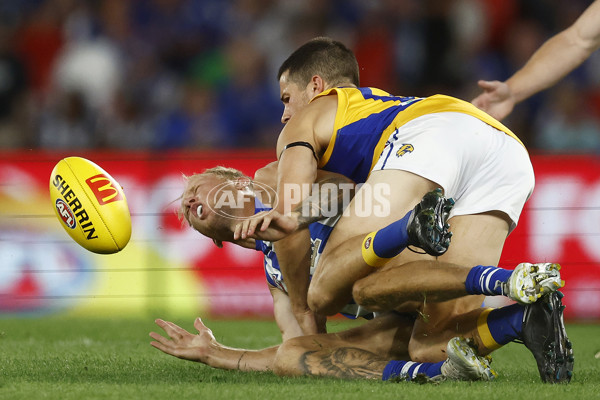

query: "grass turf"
left=0, top=316, right=599, bottom=399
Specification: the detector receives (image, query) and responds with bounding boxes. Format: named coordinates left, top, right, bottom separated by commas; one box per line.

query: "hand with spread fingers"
left=472, top=0, right=600, bottom=120
left=150, top=317, right=280, bottom=371
left=150, top=318, right=214, bottom=363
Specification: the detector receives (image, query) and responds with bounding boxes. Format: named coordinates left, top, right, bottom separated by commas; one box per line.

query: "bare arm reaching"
left=150, top=317, right=279, bottom=372
left=472, top=0, right=600, bottom=120
left=149, top=285, right=306, bottom=371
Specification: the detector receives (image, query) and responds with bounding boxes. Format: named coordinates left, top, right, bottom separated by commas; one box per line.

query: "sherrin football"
left=49, top=156, right=131, bottom=254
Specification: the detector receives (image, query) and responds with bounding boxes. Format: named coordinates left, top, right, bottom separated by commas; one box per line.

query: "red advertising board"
left=502, top=155, right=600, bottom=319
left=1, top=151, right=599, bottom=319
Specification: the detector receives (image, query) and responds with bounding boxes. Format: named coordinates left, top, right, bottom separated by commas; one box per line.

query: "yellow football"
left=49, top=156, right=131, bottom=254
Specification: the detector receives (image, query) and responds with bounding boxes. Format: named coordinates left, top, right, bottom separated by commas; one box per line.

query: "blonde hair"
left=177, top=166, right=251, bottom=223
left=202, top=166, right=250, bottom=181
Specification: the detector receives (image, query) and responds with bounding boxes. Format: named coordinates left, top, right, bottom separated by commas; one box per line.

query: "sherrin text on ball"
left=49, top=156, right=131, bottom=254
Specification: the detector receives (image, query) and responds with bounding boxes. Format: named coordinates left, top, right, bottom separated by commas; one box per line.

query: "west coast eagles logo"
left=396, top=144, right=414, bottom=157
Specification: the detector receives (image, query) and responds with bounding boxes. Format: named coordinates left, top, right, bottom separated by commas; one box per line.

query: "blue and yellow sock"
left=477, top=304, right=525, bottom=350
left=362, top=211, right=412, bottom=267
left=382, top=360, right=444, bottom=381
left=464, top=265, right=513, bottom=296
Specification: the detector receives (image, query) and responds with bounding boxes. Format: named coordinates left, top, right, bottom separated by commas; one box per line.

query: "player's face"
left=181, top=174, right=232, bottom=241
left=279, top=71, right=314, bottom=124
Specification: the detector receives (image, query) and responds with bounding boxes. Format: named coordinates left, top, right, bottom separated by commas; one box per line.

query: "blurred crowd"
left=0, top=0, right=599, bottom=153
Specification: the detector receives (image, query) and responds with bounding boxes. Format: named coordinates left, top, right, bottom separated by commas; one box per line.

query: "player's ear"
left=310, top=75, right=325, bottom=94
left=212, top=239, right=223, bottom=248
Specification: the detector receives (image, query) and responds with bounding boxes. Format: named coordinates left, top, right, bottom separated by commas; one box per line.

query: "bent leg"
left=408, top=292, right=574, bottom=384
left=407, top=298, right=485, bottom=362
left=309, top=169, right=438, bottom=315
left=398, top=213, right=563, bottom=368
left=353, top=212, right=510, bottom=310
left=353, top=260, right=471, bottom=311
left=353, top=212, right=510, bottom=361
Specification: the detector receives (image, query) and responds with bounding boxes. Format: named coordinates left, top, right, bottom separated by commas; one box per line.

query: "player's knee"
left=307, top=286, right=338, bottom=316
left=352, top=279, right=368, bottom=306
left=352, top=277, right=383, bottom=311
left=272, top=339, right=305, bottom=377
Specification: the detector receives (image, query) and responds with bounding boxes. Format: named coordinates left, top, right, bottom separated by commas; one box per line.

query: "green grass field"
left=1, top=316, right=599, bottom=400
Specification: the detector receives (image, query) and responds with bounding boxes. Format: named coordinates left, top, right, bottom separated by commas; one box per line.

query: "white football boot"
left=502, top=263, right=564, bottom=304
left=440, top=337, right=497, bottom=381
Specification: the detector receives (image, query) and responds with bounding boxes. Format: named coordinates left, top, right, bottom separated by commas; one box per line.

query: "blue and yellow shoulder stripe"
left=311, top=87, right=524, bottom=183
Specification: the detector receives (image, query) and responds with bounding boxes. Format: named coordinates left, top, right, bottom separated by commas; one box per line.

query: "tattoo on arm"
left=299, top=347, right=389, bottom=380
left=294, top=178, right=355, bottom=229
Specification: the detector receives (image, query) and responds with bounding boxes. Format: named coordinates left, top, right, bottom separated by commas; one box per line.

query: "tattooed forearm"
left=294, top=178, right=355, bottom=229
left=299, top=347, right=389, bottom=380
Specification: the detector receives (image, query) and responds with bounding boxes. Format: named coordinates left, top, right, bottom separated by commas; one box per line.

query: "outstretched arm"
left=150, top=286, right=304, bottom=372
left=472, top=0, right=600, bottom=120
left=150, top=317, right=279, bottom=372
